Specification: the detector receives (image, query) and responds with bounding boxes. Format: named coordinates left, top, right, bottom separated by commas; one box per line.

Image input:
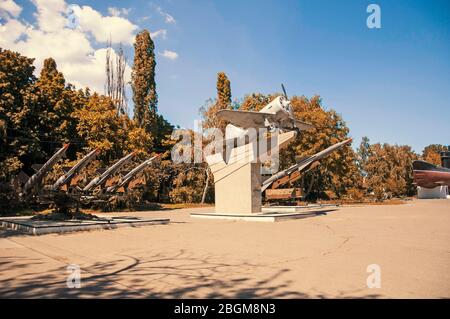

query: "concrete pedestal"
left=417, top=186, right=448, bottom=199
left=215, top=162, right=262, bottom=214
left=203, top=131, right=297, bottom=217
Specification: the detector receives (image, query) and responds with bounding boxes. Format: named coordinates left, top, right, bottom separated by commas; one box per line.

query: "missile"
left=106, top=154, right=160, bottom=193
left=21, top=143, right=70, bottom=197
left=51, top=149, right=99, bottom=191
left=262, top=138, right=352, bottom=191
left=83, top=152, right=135, bottom=192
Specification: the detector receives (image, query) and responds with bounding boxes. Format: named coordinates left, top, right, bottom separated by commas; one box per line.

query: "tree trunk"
left=201, top=168, right=210, bottom=204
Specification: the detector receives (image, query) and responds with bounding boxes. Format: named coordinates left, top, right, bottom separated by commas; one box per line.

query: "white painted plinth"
left=0, top=217, right=170, bottom=235
left=190, top=206, right=336, bottom=222
left=417, top=186, right=448, bottom=199
left=191, top=212, right=315, bottom=222
left=262, top=204, right=339, bottom=213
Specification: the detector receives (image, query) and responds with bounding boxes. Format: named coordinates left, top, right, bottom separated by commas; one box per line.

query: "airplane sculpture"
left=216, top=84, right=314, bottom=140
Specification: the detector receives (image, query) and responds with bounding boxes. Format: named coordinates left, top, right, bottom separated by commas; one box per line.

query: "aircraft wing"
left=292, top=118, right=315, bottom=131
left=216, top=109, right=276, bottom=129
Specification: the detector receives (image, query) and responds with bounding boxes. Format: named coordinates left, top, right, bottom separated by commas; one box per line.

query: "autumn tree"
left=169, top=163, right=212, bottom=203
left=74, top=93, right=127, bottom=162
left=125, top=124, right=154, bottom=158
left=359, top=139, right=418, bottom=200
left=0, top=49, right=38, bottom=180
left=132, top=30, right=157, bottom=134
left=26, top=58, right=83, bottom=159
left=217, top=72, right=231, bottom=108
left=421, top=144, right=448, bottom=166
left=200, top=72, right=233, bottom=132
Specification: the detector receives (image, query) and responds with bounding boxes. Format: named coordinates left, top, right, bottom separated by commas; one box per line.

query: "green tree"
left=131, top=30, right=157, bottom=134
left=154, top=114, right=174, bottom=152
left=357, top=136, right=371, bottom=176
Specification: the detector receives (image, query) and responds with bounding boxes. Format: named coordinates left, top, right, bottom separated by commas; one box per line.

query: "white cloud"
left=0, top=18, right=27, bottom=46
left=160, top=50, right=178, bottom=60
left=71, top=5, right=138, bottom=44
left=157, top=6, right=176, bottom=24
left=0, top=0, right=134, bottom=93
left=0, top=0, right=22, bottom=19
left=32, top=0, right=67, bottom=32
left=151, top=29, right=167, bottom=40
left=62, top=48, right=131, bottom=93
left=107, top=7, right=130, bottom=17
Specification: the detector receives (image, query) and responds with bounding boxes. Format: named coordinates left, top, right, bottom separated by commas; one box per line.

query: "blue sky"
left=4, top=0, right=450, bottom=152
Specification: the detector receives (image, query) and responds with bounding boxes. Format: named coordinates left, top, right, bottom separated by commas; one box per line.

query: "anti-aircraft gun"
left=13, top=142, right=161, bottom=214
left=52, top=148, right=99, bottom=192
left=103, top=154, right=161, bottom=207
left=15, top=144, right=101, bottom=214
left=19, top=143, right=70, bottom=199
left=81, top=152, right=135, bottom=204
left=262, top=138, right=353, bottom=201
left=106, top=154, right=160, bottom=194
left=81, top=152, right=160, bottom=207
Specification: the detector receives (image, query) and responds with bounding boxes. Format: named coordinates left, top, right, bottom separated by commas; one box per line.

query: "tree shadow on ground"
left=0, top=249, right=385, bottom=299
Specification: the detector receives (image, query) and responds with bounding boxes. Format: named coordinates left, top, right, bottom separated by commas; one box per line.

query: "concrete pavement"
left=0, top=200, right=449, bottom=298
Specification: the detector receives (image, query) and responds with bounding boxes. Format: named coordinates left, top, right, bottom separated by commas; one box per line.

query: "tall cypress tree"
left=131, top=30, right=157, bottom=133
left=216, top=72, right=231, bottom=109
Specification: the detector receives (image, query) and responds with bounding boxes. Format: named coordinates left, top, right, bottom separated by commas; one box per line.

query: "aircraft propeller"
left=281, top=83, right=288, bottom=100
left=280, top=83, right=293, bottom=115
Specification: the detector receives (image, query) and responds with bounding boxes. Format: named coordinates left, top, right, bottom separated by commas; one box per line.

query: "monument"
left=191, top=85, right=349, bottom=221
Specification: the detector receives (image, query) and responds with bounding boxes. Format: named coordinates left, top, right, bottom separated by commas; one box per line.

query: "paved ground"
left=0, top=199, right=449, bottom=298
